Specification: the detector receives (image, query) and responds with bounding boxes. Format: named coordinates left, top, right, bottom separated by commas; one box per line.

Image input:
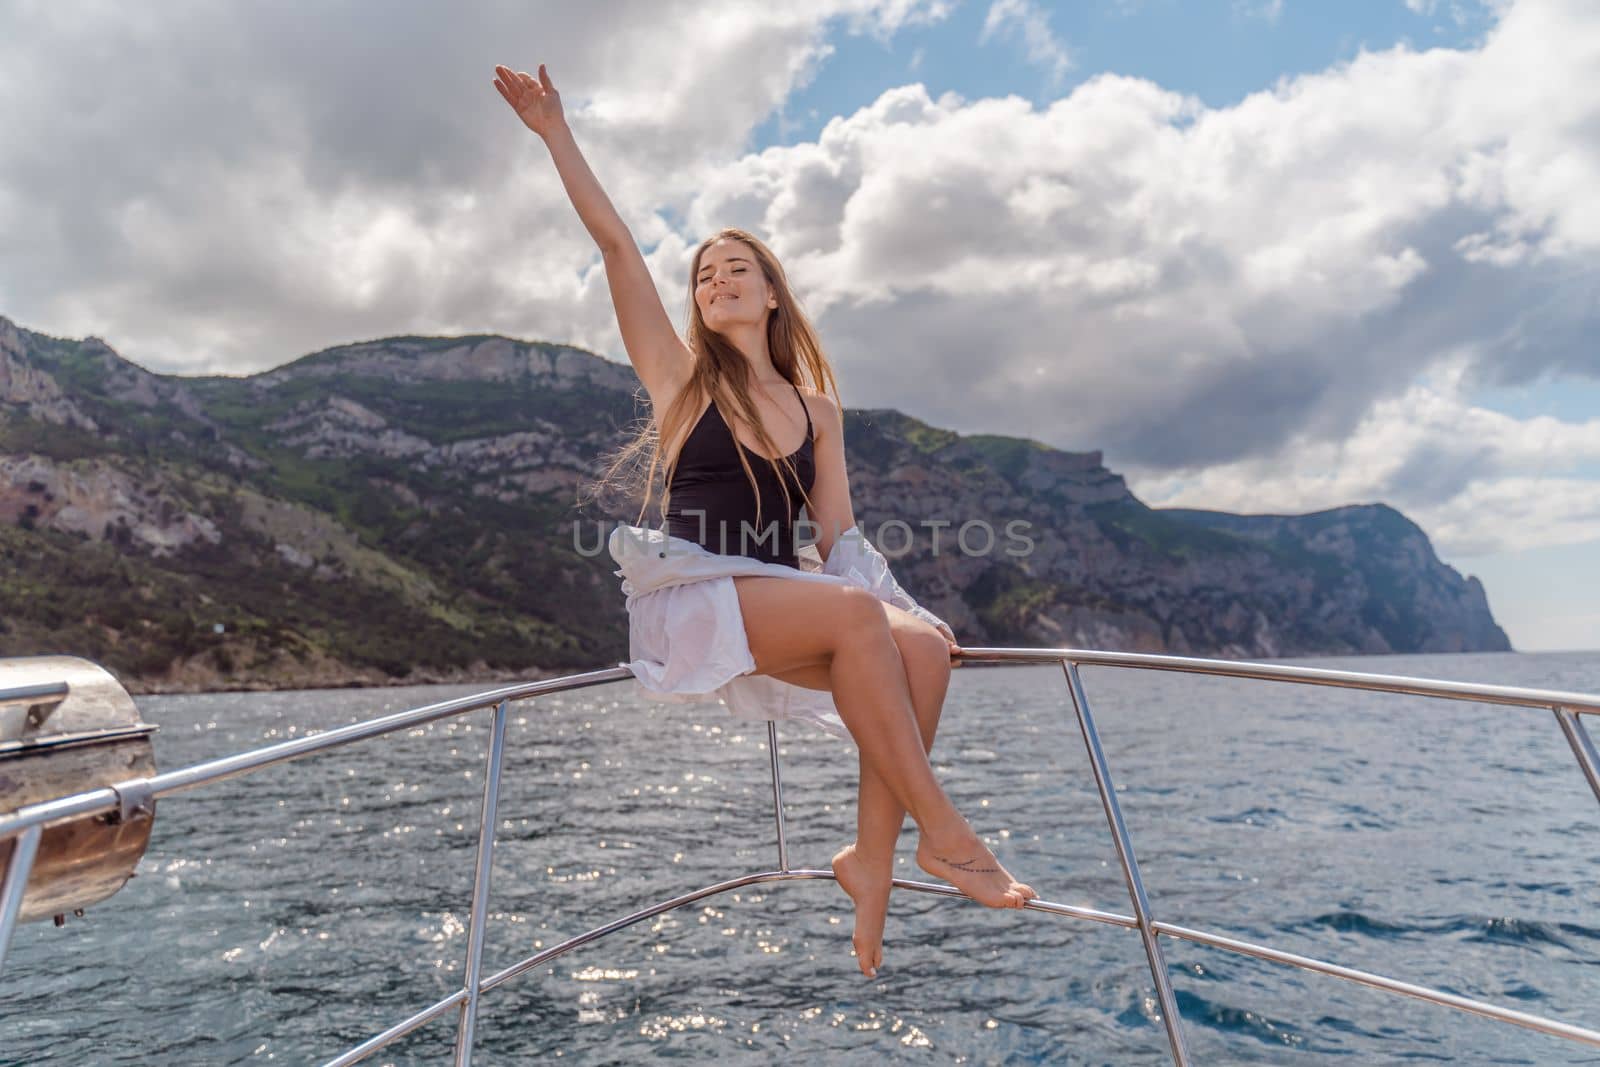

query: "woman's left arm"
left=802, top=389, right=855, bottom=565
left=803, top=390, right=962, bottom=661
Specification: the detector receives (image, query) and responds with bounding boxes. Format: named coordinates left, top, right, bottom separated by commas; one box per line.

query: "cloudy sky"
left=3, top=0, right=1597, bottom=650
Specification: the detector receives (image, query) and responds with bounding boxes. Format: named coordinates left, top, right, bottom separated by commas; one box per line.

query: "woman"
left=493, top=62, right=1037, bottom=979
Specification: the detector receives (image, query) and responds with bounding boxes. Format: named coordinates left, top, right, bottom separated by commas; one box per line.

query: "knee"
left=902, top=623, right=953, bottom=678
left=834, top=587, right=892, bottom=643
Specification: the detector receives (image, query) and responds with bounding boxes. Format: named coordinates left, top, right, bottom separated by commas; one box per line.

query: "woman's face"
left=694, top=238, right=777, bottom=332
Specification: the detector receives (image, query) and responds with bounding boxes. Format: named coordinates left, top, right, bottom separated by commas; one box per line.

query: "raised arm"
left=493, top=63, right=691, bottom=406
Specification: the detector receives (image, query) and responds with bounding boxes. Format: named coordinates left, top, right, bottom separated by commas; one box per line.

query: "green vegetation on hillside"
left=963, top=435, right=1051, bottom=482
left=0, top=317, right=1511, bottom=684
left=1089, top=500, right=1249, bottom=560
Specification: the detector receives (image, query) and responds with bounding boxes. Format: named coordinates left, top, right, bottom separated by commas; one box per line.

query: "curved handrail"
left=2, top=649, right=1597, bottom=1066
left=2, top=649, right=1594, bottom=844
left=0, top=666, right=633, bottom=840
left=959, top=646, right=1600, bottom=713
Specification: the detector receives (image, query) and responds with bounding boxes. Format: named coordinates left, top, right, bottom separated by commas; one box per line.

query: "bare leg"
left=853, top=613, right=949, bottom=861
left=733, top=579, right=1036, bottom=913
left=771, top=607, right=950, bottom=976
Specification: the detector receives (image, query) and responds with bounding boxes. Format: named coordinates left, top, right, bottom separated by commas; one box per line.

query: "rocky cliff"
left=0, top=314, right=1509, bottom=691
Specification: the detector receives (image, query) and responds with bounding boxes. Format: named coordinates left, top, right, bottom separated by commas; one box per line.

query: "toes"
left=854, top=941, right=880, bottom=978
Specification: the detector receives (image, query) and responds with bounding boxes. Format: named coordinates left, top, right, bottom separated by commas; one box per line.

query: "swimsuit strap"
left=790, top=381, right=813, bottom=443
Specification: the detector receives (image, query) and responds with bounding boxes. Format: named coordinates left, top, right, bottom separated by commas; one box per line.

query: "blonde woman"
left=494, top=63, right=1037, bottom=979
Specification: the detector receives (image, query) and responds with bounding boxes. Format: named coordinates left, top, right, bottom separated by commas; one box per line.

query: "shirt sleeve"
left=819, top=525, right=955, bottom=641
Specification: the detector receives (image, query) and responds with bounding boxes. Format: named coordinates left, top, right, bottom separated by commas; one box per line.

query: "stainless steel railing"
left=1, top=650, right=1597, bottom=1064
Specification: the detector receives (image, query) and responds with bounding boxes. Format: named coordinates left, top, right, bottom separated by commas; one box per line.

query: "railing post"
left=766, top=721, right=789, bottom=872
left=1553, top=706, right=1600, bottom=808
left=1061, top=660, right=1191, bottom=1066
left=0, top=825, right=43, bottom=977
left=453, top=699, right=510, bottom=1066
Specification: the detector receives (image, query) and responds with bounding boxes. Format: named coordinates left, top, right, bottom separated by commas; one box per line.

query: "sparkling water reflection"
left=4, top=651, right=1599, bottom=1064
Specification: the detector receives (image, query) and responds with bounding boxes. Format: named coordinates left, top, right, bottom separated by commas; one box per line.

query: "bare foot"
left=831, top=844, right=892, bottom=978
left=916, top=830, right=1038, bottom=909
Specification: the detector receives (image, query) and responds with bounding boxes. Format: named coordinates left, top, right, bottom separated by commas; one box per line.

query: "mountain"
left=0, top=314, right=1509, bottom=692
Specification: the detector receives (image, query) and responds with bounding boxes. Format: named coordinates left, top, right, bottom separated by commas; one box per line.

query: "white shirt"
left=607, top=523, right=953, bottom=739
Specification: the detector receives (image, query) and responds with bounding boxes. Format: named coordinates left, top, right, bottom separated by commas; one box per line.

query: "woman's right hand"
left=493, top=63, right=565, bottom=140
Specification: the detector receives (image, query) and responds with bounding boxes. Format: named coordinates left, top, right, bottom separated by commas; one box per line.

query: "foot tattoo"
left=916, top=836, right=1038, bottom=909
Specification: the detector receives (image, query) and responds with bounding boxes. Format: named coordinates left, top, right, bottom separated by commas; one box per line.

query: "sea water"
left=4, top=651, right=1598, bottom=1064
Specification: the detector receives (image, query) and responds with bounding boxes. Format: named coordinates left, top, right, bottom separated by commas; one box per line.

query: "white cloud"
left=980, top=0, right=1073, bottom=87
left=663, top=0, right=1599, bottom=476
left=1132, top=380, right=1600, bottom=556
left=2, top=0, right=1596, bottom=577
left=1234, top=0, right=1287, bottom=22
left=0, top=0, right=951, bottom=373
left=1404, top=0, right=1509, bottom=25
left=640, top=0, right=1600, bottom=564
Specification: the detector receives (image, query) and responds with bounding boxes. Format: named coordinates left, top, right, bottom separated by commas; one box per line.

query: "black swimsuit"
left=664, top=381, right=816, bottom=569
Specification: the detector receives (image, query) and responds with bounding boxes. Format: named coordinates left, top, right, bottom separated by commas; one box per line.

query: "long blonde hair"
left=584, top=228, right=842, bottom=532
